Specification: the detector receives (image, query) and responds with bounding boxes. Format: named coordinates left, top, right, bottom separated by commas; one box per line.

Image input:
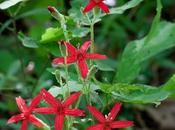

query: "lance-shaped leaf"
left=115, top=21, right=175, bottom=83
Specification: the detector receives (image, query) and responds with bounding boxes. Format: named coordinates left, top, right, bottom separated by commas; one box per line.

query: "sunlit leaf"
left=0, top=0, right=25, bottom=10
left=40, top=27, right=64, bottom=44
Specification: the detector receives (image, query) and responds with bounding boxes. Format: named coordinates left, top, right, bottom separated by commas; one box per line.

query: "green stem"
left=59, top=16, right=72, bottom=130
left=60, top=20, right=70, bottom=97
left=90, top=23, right=95, bottom=54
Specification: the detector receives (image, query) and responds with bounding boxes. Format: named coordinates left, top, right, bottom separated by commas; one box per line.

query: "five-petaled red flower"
left=83, top=0, right=110, bottom=13
left=52, top=41, right=107, bottom=79
left=87, top=103, right=134, bottom=130
left=7, top=95, right=44, bottom=130
left=34, top=89, right=85, bottom=130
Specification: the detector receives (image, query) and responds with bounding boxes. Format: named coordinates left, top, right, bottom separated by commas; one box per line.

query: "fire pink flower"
left=87, top=103, right=134, bottom=130
left=83, top=0, right=110, bottom=13
left=7, top=95, right=44, bottom=130
left=34, top=89, right=85, bottom=130
left=52, top=41, right=107, bottom=79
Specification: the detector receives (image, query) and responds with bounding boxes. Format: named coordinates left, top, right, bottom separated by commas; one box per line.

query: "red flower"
left=83, top=0, right=110, bottom=13
left=7, top=95, right=44, bottom=130
left=52, top=41, right=107, bottom=79
left=34, top=89, right=85, bottom=130
left=87, top=103, right=134, bottom=130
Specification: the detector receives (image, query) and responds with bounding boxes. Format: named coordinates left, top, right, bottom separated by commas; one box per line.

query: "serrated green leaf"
left=40, top=27, right=64, bottom=44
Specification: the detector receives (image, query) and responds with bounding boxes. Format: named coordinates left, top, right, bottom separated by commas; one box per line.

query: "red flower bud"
left=48, top=6, right=56, bottom=13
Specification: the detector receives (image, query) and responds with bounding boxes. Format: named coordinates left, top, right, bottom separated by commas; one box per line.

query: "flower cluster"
left=8, top=89, right=84, bottom=130
left=8, top=88, right=133, bottom=130
left=8, top=2, right=134, bottom=130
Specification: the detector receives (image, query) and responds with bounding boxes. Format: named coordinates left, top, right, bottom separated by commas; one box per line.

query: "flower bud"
left=47, top=6, right=65, bottom=23
left=48, top=6, right=56, bottom=13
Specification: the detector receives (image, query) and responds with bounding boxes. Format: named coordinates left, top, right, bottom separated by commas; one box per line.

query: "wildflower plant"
left=1, top=0, right=175, bottom=130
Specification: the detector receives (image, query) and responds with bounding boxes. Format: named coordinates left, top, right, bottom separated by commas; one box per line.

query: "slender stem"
left=59, top=44, right=67, bottom=98
left=90, top=23, right=95, bottom=54
left=60, top=21, right=70, bottom=97
left=59, top=17, right=72, bottom=130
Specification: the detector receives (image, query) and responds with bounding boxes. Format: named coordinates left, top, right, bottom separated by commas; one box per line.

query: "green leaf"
left=144, top=0, right=162, bottom=43
left=18, top=32, right=39, bottom=48
left=48, top=81, right=100, bottom=97
left=0, top=0, right=24, bottom=10
left=162, top=74, right=175, bottom=96
left=97, top=0, right=144, bottom=20
left=71, top=27, right=90, bottom=38
left=115, top=0, right=167, bottom=83
left=110, top=0, right=144, bottom=15
left=97, top=81, right=170, bottom=105
left=68, top=0, right=90, bottom=25
left=115, top=21, right=175, bottom=83
left=40, top=27, right=64, bottom=44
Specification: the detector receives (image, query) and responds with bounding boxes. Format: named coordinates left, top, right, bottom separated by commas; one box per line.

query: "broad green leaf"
left=40, top=27, right=64, bottom=44
left=18, top=32, right=39, bottom=48
left=115, top=0, right=167, bottom=83
left=115, top=0, right=166, bottom=83
left=96, top=81, right=170, bottom=105
left=0, top=0, right=24, bottom=10
left=115, top=21, right=175, bottom=83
